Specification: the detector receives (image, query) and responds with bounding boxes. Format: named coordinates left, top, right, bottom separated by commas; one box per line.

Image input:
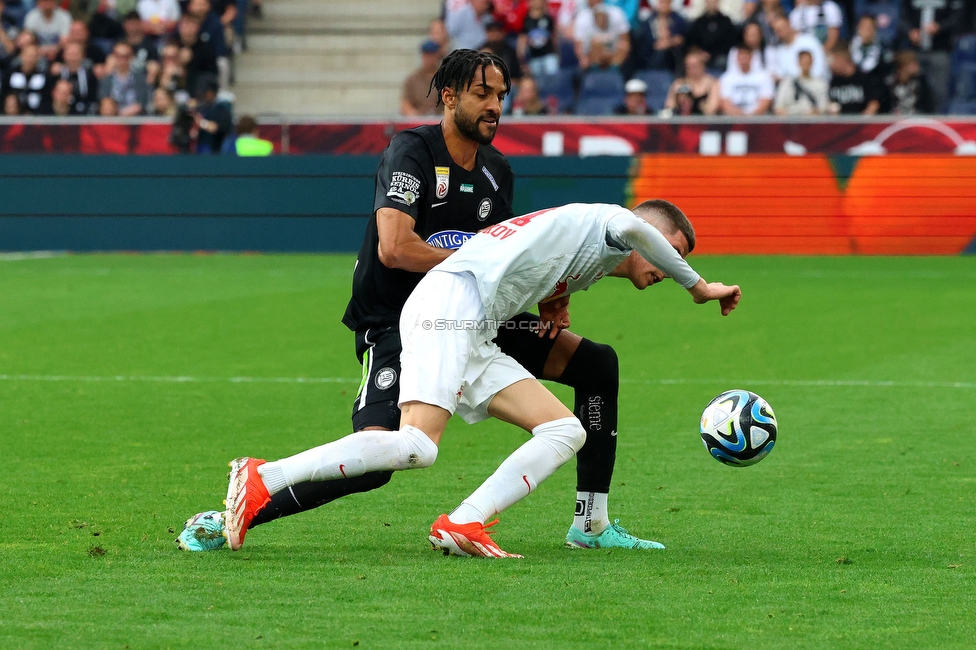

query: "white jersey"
left=432, top=203, right=701, bottom=323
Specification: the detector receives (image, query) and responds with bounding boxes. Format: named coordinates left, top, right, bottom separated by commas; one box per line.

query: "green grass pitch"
left=0, top=253, right=973, bottom=649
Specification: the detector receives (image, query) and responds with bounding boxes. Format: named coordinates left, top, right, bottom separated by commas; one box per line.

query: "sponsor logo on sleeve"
left=435, top=166, right=450, bottom=199
left=477, top=198, right=492, bottom=221
left=387, top=171, right=421, bottom=206
left=426, top=230, right=474, bottom=249
left=481, top=166, right=499, bottom=191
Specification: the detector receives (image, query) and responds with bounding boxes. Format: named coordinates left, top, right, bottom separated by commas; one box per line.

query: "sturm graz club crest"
left=477, top=198, right=492, bottom=221
left=374, top=367, right=397, bottom=390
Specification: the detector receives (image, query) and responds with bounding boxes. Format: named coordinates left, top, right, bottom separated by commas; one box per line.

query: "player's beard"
left=454, top=102, right=498, bottom=145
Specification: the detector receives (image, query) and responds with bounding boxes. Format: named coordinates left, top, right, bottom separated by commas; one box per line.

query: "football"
left=700, top=390, right=777, bottom=467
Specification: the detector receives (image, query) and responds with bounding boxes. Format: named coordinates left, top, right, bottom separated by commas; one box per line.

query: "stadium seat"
left=948, top=99, right=976, bottom=115
left=576, top=69, right=625, bottom=115
left=950, top=61, right=976, bottom=101
left=535, top=69, right=577, bottom=113
left=633, top=69, right=674, bottom=112
left=559, top=40, right=580, bottom=70
left=855, top=0, right=900, bottom=48
left=954, top=34, right=976, bottom=65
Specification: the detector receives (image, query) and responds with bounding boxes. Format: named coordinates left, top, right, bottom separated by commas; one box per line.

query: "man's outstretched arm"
left=375, top=207, right=454, bottom=272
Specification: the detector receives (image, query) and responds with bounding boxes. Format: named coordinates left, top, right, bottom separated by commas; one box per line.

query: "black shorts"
left=350, top=313, right=558, bottom=431
left=351, top=325, right=403, bottom=431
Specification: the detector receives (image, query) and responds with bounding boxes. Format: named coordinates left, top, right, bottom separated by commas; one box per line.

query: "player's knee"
left=396, top=425, right=439, bottom=470
left=563, top=339, right=619, bottom=389
left=586, top=341, right=619, bottom=386
left=534, top=416, right=587, bottom=459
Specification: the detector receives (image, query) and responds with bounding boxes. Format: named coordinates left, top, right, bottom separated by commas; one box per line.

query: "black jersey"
left=342, top=124, right=515, bottom=331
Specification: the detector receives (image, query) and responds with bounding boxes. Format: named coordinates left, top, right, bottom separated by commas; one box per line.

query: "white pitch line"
left=0, top=374, right=973, bottom=389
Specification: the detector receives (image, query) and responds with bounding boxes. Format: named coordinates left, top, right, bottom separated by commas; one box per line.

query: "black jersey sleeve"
left=373, top=132, right=432, bottom=220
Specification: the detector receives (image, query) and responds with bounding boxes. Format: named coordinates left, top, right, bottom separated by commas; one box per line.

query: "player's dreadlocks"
left=427, top=49, right=511, bottom=106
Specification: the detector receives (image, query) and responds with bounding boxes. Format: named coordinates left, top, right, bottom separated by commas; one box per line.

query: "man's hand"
left=537, top=295, right=570, bottom=339
left=688, top=278, right=741, bottom=316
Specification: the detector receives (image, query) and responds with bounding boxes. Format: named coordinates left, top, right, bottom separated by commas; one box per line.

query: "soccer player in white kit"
left=224, top=200, right=741, bottom=557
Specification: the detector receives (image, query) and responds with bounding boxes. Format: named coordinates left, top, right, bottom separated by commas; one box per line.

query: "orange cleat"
left=428, top=514, right=523, bottom=558
left=223, top=457, right=271, bottom=551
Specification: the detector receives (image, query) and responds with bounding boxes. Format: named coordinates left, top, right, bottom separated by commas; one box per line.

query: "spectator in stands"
left=24, top=0, right=72, bottom=59
left=679, top=0, right=747, bottom=23
left=718, top=44, right=774, bottom=114
left=727, top=20, right=771, bottom=73
left=484, top=19, right=523, bottom=81
left=45, top=78, right=78, bottom=115
left=56, top=20, right=107, bottom=77
left=888, top=49, right=933, bottom=115
left=122, top=11, right=161, bottom=83
left=663, top=48, right=720, bottom=114
left=400, top=40, right=442, bottom=117
left=492, top=0, right=529, bottom=34
left=790, top=0, right=843, bottom=51
left=770, top=12, right=827, bottom=80
left=774, top=49, right=829, bottom=113
left=577, top=5, right=630, bottom=70
left=511, top=75, right=550, bottom=115
left=185, top=0, right=226, bottom=58
left=0, top=1, right=19, bottom=60
left=4, top=94, right=19, bottom=115
left=518, top=0, right=559, bottom=78
left=633, top=0, right=688, bottom=73
left=614, top=77, right=650, bottom=114
left=177, top=13, right=218, bottom=93
left=686, top=0, right=738, bottom=71
left=605, top=0, right=641, bottom=29
left=99, top=95, right=118, bottom=115
left=427, top=19, right=450, bottom=57
left=850, top=13, right=892, bottom=80
left=749, top=0, right=784, bottom=46
left=151, top=86, right=176, bottom=115
left=446, top=0, right=491, bottom=51
left=137, top=0, right=180, bottom=37
left=5, top=41, right=55, bottom=114
left=193, top=73, right=231, bottom=153
left=54, top=41, right=99, bottom=113
left=89, top=1, right=127, bottom=42
left=574, top=0, right=630, bottom=51
left=898, top=0, right=964, bottom=114
left=827, top=45, right=883, bottom=114
left=99, top=41, right=150, bottom=115
left=158, top=40, right=188, bottom=97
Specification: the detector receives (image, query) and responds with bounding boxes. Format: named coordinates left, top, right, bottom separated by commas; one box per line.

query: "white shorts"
left=398, top=270, right=534, bottom=424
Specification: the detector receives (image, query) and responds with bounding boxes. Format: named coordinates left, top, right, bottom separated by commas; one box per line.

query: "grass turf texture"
left=0, top=253, right=973, bottom=649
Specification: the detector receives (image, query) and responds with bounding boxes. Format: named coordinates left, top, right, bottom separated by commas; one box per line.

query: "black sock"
left=557, top=339, right=619, bottom=494
left=250, top=471, right=394, bottom=528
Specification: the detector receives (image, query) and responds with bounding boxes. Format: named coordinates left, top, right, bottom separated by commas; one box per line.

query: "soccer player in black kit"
left=178, top=50, right=662, bottom=552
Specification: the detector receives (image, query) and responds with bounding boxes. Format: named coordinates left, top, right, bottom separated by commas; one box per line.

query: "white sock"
left=573, top=491, right=610, bottom=535
left=256, top=425, right=438, bottom=496
left=450, top=417, right=585, bottom=525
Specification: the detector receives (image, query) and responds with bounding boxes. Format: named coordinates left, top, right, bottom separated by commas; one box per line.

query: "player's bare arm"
left=375, top=207, right=455, bottom=272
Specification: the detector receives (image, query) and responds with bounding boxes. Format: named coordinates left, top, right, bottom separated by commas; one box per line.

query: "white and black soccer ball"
left=700, top=390, right=777, bottom=467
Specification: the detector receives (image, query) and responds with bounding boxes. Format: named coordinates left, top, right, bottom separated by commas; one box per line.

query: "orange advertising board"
left=628, top=155, right=976, bottom=255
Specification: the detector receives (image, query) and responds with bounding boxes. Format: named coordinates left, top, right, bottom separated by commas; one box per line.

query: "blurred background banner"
left=3, top=117, right=976, bottom=155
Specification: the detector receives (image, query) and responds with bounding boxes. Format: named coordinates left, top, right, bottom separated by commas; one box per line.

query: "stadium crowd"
left=0, top=0, right=254, bottom=121
left=402, top=0, right=976, bottom=117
